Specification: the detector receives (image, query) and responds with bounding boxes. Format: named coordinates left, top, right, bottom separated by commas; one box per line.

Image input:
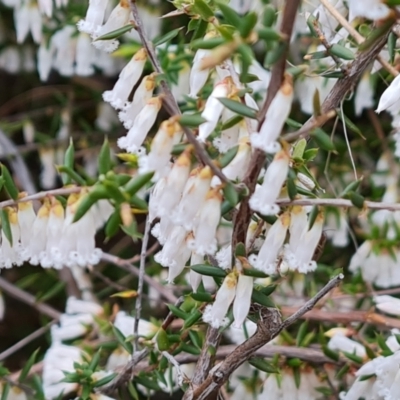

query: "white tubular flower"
left=325, top=209, right=349, bottom=247
left=114, top=311, right=158, bottom=338
left=51, top=26, right=76, bottom=77
left=213, top=107, right=240, bottom=153
left=347, top=0, right=391, bottom=21
left=354, top=71, right=374, bottom=116
left=174, top=166, right=213, bottom=231
left=117, top=96, right=162, bottom=154
left=51, top=313, right=94, bottom=342
left=232, top=272, right=253, bottom=328
left=154, top=226, right=191, bottom=283
left=375, top=295, right=400, bottom=316
left=95, top=101, right=119, bottom=131
left=75, top=33, right=95, bottom=76
left=348, top=240, right=372, bottom=273
left=328, top=334, right=366, bottom=358
left=77, top=0, right=109, bottom=35
left=118, top=73, right=156, bottom=129
left=0, top=208, right=22, bottom=268
left=250, top=74, right=293, bottom=153
left=37, top=42, right=54, bottom=82
left=284, top=212, right=324, bottom=273
left=92, top=0, right=131, bottom=53
left=189, top=252, right=205, bottom=292
left=248, top=59, right=271, bottom=99
left=0, top=46, right=21, bottom=74
left=286, top=206, right=308, bottom=257
left=24, top=201, right=49, bottom=265
left=40, top=199, right=65, bottom=269
left=154, top=148, right=191, bottom=218
left=223, top=136, right=251, bottom=180
left=42, top=343, right=83, bottom=400
left=103, top=48, right=147, bottom=109
left=203, top=273, right=237, bottom=328
left=188, top=188, right=222, bottom=256
left=376, top=74, right=400, bottom=114
left=198, top=78, right=231, bottom=142
left=17, top=198, right=36, bottom=258
left=38, top=0, right=53, bottom=17
left=171, top=61, right=191, bottom=103
left=249, top=149, right=289, bottom=216
left=66, top=296, right=103, bottom=315
left=14, top=3, right=30, bottom=43
left=189, top=34, right=215, bottom=98
left=249, top=213, right=289, bottom=274
left=139, top=119, right=182, bottom=179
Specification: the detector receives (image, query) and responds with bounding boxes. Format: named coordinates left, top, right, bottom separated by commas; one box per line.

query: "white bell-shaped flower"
left=0, top=207, right=23, bottom=268
left=376, top=74, right=400, bottom=114
left=249, top=148, right=289, bottom=216
left=250, top=74, right=293, bottom=153
left=17, top=198, right=36, bottom=259
left=117, top=96, right=162, bottom=154
left=232, top=272, right=253, bottom=328
left=347, top=0, right=391, bottom=21
left=75, top=33, right=95, bottom=76
left=103, top=48, right=147, bottom=109
left=77, top=0, right=109, bottom=35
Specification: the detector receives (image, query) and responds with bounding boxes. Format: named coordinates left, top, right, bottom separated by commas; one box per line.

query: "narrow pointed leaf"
left=217, top=98, right=258, bottom=119
left=95, top=23, right=134, bottom=41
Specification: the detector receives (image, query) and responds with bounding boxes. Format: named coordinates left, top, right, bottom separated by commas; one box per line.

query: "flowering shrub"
left=1, top=0, right=400, bottom=399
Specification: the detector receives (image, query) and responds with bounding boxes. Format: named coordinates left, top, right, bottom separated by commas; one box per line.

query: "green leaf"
left=191, top=264, right=227, bottom=277
left=217, top=1, right=241, bottom=26
left=292, top=138, right=307, bottom=159
left=125, top=172, right=154, bottom=196
left=128, top=381, right=140, bottom=400
left=251, top=290, right=275, bottom=307
left=89, top=348, right=101, bottom=371
left=337, top=110, right=366, bottom=139
left=153, top=27, right=184, bottom=47
left=313, top=89, right=321, bottom=116
left=248, top=357, right=278, bottom=373
left=306, top=13, right=318, bottom=37
left=343, top=351, right=363, bottom=364
left=262, top=5, right=276, bottom=27
left=235, top=242, right=246, bottom=257
left=179, top=113, right=208, bottom=127
left=308, top=205, right=319, bottom=230
left=264, top=42, right=287, bottom=66
left=130, top=195, right=148, bottom=210
left=103, top=180, right=126, bottom=203
left=260, top=284, right=277, bottom=296
left=0, top=208, right=12, bottom=245
left=322, top=345, right=340, bottom=361
left=219, top=145, right=239, bottom=168
left=134, top=375, right=160, bottom=391
left=296, top=321, right=308, bottom=347
left=98, top=138, right=111, bottom=175
left=303, top=148, right=318, bottom=161
left=388, top=32, right=396, bottom=63
left=156, top=328, right=170, bottom=351
left=257, top=27, right=282, bottom=41
left=167, top=304, right=189, bottom=319
left=359, top=17, right=395, bottom=51
left=330, top=44, right=355, bottom=60
left=1, top=382, right=10, bottom=400
left=311, top=128, right=335, bottom=151
left=1, top=164, right=18, bottom=200
left=306, top=50, right=328, bottom=60
left=349, top=192, right=365, bottom=209
left=183, top=309, right=203, bottom=329
left=36, top=281, right=65, bottom=302
left=62, top=139, right=74, bottom=185
left=223, top=182, right=239, bottom=207
left=73, top=186, right=109, bottom=223
left=191, top=37, right=225, bottom=50
left=19, top=348, right=40, bottom=382
left=239, top=11, right=257, bottom=38
left=94, top=23, right=134, bottom=41
left=242, top=268, right=268, bottom=278
left=191, top=291, right=213, bottom=302
left=192, top=0, right=214, bottom=20
left=341, top=178, right=363, bottom=197
left=287, top=177, right=297, bottom=200
left=221, top=115, right=243, bottom=130
left=217, top=98, right=258, bottom=119
left=112, top=325, right=133, bottom=354
left=192, top=18, right=209, bottom=41
left=93, top=373, right=117, bottom=387
left=358, top=373, right=377, bottom=382
left=57, top=166, right=86, bottom=186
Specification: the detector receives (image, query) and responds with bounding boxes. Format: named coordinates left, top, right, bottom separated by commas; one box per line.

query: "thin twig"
left=162, top=352, right=188, bottom=388
left=133, top=216, right=151, bottom=353
left=129, top=0, right=229, bottom=184
left=0, top=277, right=61, bottom=319
left=0, top=320, right=57, bottom=361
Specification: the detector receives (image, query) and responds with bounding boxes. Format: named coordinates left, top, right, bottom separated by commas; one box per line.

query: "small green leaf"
left=98, top=138, right=111, bottom=175
left=242, top=268, right=268, bottom=278
left=257, top=27, right=282, bottom=41
left=306, top=50, right=328, bottom=60
left=248, top=357, right=278, bottom=373
left=93, top=373, right=117, bottom=388
left=95, top=23, right=134, bottom=41
left=192, top=18, right=209, bottom=41
left=19, top=348, right=40, bottom=382
left=337, top=111, right=366, bottom=139
left=57, top=166, right=86, bottom=186
left=313, top=89, right=321, bottom=116
left=239, top=11, right=257, bottom=38
left=217, top=98, right=258, bottom=119
left=125, top=172, right=155, bottom=196
left=167, top=304, right=189, bottom=319
left=330, top=44, right=355, bottom=60
left=349, top=192, right=365, bottom=209
left=89, top=348, right=101, bottom=371
left=1, top=164, right=18, bottom=200
left=292, top=138, right=307, bottom=159
left=128, top=381, right=140, bottom=400
left=341, top=178, right=363, bottom=197
left=343, top=351, right=363, bottom=364
left=73, top=187, right=109, bottom=223
left=217, top=1, right=241, bottom=26
left=322, top=345, right=340, bottom=362
left=191, top=37, right=225, bottom=50
left=235, top=242, right=246, bottom=257
left=388, top=32, right=396, bottom=63
left=191, top=264, right=227, bottom=277
left=221, top=115, right=243, bottom=130
left=112, top=325, right=133, bottom=354
left=303, top=148, right=319, bottom=161
left=260, top=285, right=277, bottom=296
left=191, top=291, right=213, bottom=302
left=103, top=180, right=126, bottom=203
left=192, top=0, right=214, bottom=20
left=183, top=309, right=203, bottom=329
left=308, top=205, right=319, bottom=230
left=311, top=128, right=335, bottom=151
left=63, top=139, right=74, bottom=185
left=36, top=281, right=65, bottom=302
left=179, top=113, right=208, bottom=127
left=264, top=42, right=287, bottom=66
left=130, top=195, right=148, bottom=210
left=153, top=27, right=184, bottom=47
left=156, top=328, right=170, bottom=351
left=296, top=321, right=308, bottom=347
left=251, top=290, right=275, bottom=307
left=1, top=382, right=10, bottom=400
left=262, top=5, right=276, bottom=27
left=223, top=182, right=239, bottom=206
left=287, top=177, right=298, bottom=200
left=306, top=13, right=318, bottom=37
left=219, top=145, right=239, bottom=168
left=358, top=373, right=376, bottom=382
left=0, top=208, right=12, bottom=245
